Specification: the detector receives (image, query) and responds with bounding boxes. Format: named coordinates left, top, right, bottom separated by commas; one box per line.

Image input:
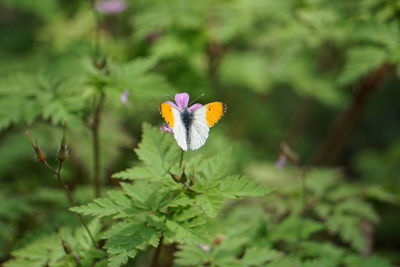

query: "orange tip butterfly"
left=160, top=92, right=226, bottom=151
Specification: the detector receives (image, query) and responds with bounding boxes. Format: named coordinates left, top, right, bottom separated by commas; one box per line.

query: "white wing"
left=171, top=107, right=188, bottom=151
left=189, top=106, right=210, bottom=150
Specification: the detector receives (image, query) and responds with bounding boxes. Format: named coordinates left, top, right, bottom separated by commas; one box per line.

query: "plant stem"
left=149, top=234, right=164, bottom=267
left=91, top=92, right=105, bottom=197
left=179, top=149, right=184, bottom=169
left=294, top=167, right=306, bottom=255
left=89, top=0, right=102, bottom=64
left=41, top=160, right=98, bottom=248
left=310, top=64, right=393, bottom=166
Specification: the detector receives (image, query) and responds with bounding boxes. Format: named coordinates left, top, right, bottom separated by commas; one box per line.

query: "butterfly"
left=160, top=92, right=226, bottom=151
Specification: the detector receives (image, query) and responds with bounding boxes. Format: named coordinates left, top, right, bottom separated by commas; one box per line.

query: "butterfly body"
left=160, top=101, right=226, bottom=151
left=181, top=108, right=193, bottom=147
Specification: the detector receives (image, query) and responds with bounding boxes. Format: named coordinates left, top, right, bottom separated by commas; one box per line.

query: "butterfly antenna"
left=189, top=93, right=205, bottom=106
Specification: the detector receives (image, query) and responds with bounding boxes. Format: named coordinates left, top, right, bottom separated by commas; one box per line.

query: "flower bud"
left=214, top=234, right=225, bottom=245
left=25, top=132, right=47, bottom=162
left=57, top=122, right=68, bottom=162
left=58, top=144, right=68, bottom=162
left=169, top=172, right=181, bottom=183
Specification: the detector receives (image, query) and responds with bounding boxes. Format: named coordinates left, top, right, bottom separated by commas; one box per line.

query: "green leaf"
left=174, top=245, right=210, bottom=266
left=70, top=191, right=131, bottom=218
left=112, top=166, right=155, bottom=181
left=195, top=194, right=223, bottom=217
left=107, top=250, right=137, bottom=267
left=135, top=123, right=179, bottom=176
left=165, top=220, right=208, bottom=245
left=327, top=212, right=365, bottom=253
left=344, top=255, right=392, bottom=267
left=217, top=175, right=273, bottom=198
left=339, top=46, right=387, bottom=85
left=104, top=222, right=160, bottom=266
left=270, top=215, right=324, bottom=243
left=196, top=150, right=233, bottom=180
left=336, top=199, right=379, bottom=223
left=4, top=220, right=102, bottom=267
left=241, top=246, right=282, bottom=266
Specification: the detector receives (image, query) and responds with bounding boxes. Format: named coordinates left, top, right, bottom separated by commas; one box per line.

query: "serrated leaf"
left=107, top=250, right=137, bottom=267
left=339, top=46, right=387, bottom=85
left=70, top=191, right=131, bottom=218
left=174, top=245, right=210, bottom=266
left=135, top=123, right=179, bottom=176
left=112, top=166, right=155, bottom=180
left=336, top=199, right=379, bottom=223
left=195, top=194, right=223, bottom=217
left=217, top=175, right=273, bottom=198
left=241, top=246, right=282, bottom=265
left=327, top=212, right=365, bottom=252
left=105, top=222, right=160, bottom=261
left=165, top=220, right=208, bottom=245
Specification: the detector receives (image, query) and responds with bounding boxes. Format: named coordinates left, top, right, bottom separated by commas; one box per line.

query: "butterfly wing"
left=189, top=102, right=226, bottom=150
left=204, top=102, right=226, bottom=127
left=160, top=102, right=188, bottom=150
left=189, top=106, right=210, bottom=150
left=161, top=101, right=226, bottom=151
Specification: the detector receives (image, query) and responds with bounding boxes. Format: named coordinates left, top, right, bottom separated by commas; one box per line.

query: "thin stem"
left=294, top=167, right=306, bottom=255
left=91, top=92, right=105, bottom=197
left=89, top=0, right=102, bottom=64
left=179, top=149, right=184, bottom=169
left=149, top=234, right=164, bottom=267
left=54, top=161, right=98, bottom=248
left=42, top=160, right=58, bottom=175
left=87, top=0, right=105, bottom=198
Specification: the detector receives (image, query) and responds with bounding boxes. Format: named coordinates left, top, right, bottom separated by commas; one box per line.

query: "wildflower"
left=120, top=89, right=129, bottom=104
left=96, top=0, right=127, bottom=14
left=275, top=154, right=287, bottom=169
left=166, top=92, right=202, bottom=112
left=198, top=244, right=211, bottom=252
left=160, top=123, right=173, bottom=133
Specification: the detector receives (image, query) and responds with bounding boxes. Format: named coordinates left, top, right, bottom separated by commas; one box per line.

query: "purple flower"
left=120, top=89, right=129, bottom=104
left=275, top=154, right=287, bottom=169
left=96, top=0, right=127, bottom=14
left=160, top=123, right=173, bottom=133
left=166, top=92, right=202, bottom=111
left=198, top=244, right=211, bottom=252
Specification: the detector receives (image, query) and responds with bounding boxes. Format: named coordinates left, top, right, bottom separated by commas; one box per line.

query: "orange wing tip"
left=160, top=102, right=175, bottom=128
left=206, top=102, right=226, bottom=127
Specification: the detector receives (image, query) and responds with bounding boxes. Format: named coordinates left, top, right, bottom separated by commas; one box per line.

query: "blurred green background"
left=0, top=0, right=400, bottom=265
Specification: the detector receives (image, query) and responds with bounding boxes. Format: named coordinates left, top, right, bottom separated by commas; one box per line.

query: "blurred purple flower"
left=198, top=244, right=211, bottom=252
left=96, top=0, right=127, bottom=14
left=275, top=154, right=287, bottom=169
left=120, top=89, right=129, bottom=104
left=160, top=123, right=173, bottom=133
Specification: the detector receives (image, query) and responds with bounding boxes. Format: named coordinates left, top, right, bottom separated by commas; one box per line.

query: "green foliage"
left=5, top=219, right=104, bottom=267
left=70, top=124, right=272, bottom=266
left=1, top=0, right=400, bottom=266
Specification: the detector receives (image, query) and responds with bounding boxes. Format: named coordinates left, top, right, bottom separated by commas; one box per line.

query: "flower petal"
left=96, top=0, right=127, bottom=14
left=175, top=92, right=190, bottom=110
left=160, top=123, right=173, bottom=133
left=166, top=101, right=179, bottom=110
left=188, top=103, right=203, bottom=111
